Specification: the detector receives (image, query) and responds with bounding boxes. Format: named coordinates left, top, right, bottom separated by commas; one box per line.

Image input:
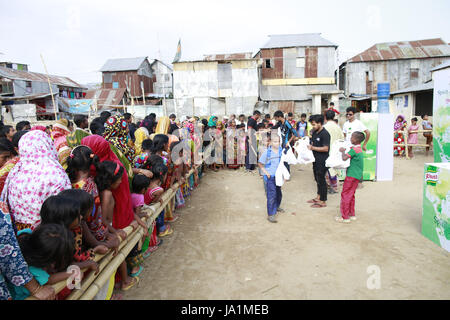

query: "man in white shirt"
left=343, top=107, right=370, bottom=151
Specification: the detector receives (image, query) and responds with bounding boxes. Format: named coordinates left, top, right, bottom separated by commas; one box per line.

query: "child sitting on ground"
left=12, top=223, right=75, bottom=300
left=336, top=131, right=365, bottom=223
left=258, top=134, right=283, bottom=223
left=407, top=117, right=419, bottom=158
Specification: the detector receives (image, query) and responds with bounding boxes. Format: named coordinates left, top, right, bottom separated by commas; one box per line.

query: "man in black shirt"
left=245, top=110, right=261, bottom=172
left=307, top=114, right=330, bottom=208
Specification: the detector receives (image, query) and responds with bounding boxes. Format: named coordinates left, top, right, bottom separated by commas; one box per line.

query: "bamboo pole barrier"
left=64, top=170, right=193, bottom=300
left=26, top=169, right=195, bottom=300
left=79, top=229, right=144, bottom=300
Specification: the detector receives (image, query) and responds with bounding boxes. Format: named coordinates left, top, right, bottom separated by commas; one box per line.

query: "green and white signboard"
left=360, top=113, right=378, bottom=181
left=422, top=163, right=450, bottom=252
left=337, top=113, right=379, bottom=181
left=432, top=67, right=450, bottom=163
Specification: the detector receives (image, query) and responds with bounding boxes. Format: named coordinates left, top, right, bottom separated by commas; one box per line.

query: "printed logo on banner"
left=426, top=166, right=439, bottom=186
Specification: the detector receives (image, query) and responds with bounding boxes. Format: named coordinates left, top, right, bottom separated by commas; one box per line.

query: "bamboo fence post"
left=404, top=130, right=409, bottom=159
left=40, top=53, right=57, bottom=120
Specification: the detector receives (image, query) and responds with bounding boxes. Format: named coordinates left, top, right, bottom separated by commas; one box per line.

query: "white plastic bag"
left=293, top=137, right=315, bottom=165
left=275, top=150, right=291, bottom=186
left=325, top=139, right=352, bottom=169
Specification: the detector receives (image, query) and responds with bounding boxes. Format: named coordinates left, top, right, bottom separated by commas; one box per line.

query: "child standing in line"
left=95, top=161, right=141, bottom=290
left=144, top=159, right=174, bottom=237
left=258, top=134, right=283, bottom=223
left=66, top=146, right=120, bottom=252
left=131, top=174, right=159, bottom=259
left=336, top=131, right=365, bottom=223
left=407, top=117, right=419, bottom=158
left=12, top=223, right=75, bottom=300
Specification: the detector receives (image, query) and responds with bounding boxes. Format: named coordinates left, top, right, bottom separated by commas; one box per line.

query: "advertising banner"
left=422, top=163, right=450, bottom=252
left=360, top=113, right=378, bottom=180
left=432, top=67, right=450, bottom=163
left=336, top=113, right=378, bottom=181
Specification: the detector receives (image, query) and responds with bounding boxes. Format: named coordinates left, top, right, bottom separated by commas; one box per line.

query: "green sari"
left=109, top=144, right=134, bottom=186
left=67, top=128, right=91, bottom=148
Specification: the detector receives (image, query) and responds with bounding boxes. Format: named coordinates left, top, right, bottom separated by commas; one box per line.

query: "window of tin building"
left=265, top=59, right=272, bottom=69
left=410, top=68, right=419, bottom=80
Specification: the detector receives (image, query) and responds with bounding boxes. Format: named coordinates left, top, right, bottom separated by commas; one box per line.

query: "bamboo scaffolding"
left=26, top=169, right=195, bottom=300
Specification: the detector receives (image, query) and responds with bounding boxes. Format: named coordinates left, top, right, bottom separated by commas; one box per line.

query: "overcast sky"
left=1, top=0, right=449, bottom=85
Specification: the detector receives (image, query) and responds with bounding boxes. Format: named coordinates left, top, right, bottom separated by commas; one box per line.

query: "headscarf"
left=31, top=125, right=47, bottom=133
left=155, top=116, right=170, bottom=135
left=150, top=116, right=179, bottom=146
left=208, top=116, right=217, bottom=127
left=81, top=135, right=134, bottom=230
left=103, top=115, right=135, bottom=163
left=394, top=114, right=407, bottom=131
left=133, top=127, right=149, bottom=155
left=67, top=128, right=91, bottom=148
left=51, top=119, right=71, bottom=169
left=1, top=130, right=71, bottom=228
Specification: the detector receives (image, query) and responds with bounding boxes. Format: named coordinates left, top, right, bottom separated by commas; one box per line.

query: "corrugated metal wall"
left=344, top=57, right=450, bottom=96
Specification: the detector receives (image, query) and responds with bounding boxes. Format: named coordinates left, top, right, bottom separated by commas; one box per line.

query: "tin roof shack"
left=339, top=38, right=450, bottom=112
left=100, top=57, right=154, bottom=105
left=85, top=88, right=130, bottom=113
left=0, top=66, right=86, bottom=121
left=255, top=33, right=341, bottom=115
left=172, top=54, right=259, bottom=117
left=150, top=59, right=173, bottom=98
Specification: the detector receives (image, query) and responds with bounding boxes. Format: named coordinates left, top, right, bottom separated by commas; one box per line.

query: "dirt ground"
left=123, top=150, right=450, bottom=300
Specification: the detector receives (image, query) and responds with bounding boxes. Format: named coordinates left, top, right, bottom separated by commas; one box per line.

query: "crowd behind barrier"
left=0, top=108, right=434, bottom=300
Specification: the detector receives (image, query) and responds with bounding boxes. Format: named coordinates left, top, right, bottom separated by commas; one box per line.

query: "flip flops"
left=130, top=265, right=143, bottom=277
left=310, top=203, right=327, bottom=208
left=307, top=199, right=319, bottom=203
left=158, top=226, right=173, bottom=237
left=122, top=276, right=139, bottom=291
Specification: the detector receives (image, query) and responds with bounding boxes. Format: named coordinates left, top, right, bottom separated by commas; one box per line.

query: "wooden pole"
left=40, top=53, right=57, bottom=120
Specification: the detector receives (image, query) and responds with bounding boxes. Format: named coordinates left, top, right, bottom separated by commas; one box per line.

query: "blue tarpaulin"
left=59, top=98, right=94, bottom=114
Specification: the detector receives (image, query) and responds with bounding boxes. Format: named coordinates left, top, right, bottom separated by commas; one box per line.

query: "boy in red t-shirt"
left=336, top=131, right=365, bottom=223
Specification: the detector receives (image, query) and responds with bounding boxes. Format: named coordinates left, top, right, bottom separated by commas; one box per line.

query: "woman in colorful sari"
left=394, top=114, right=407, bottom=157
left=1, top=130, right=72, bottom=231
left=103, top=115, right=136, bottom=183
left=66, top=118, right=91, bottom=148
left=51, top=119, right=72, bottom=170
left=133, top=117, right=156, bottom=155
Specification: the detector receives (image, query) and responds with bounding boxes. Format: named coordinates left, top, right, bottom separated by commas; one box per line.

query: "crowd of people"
left=0, top=112, right=206, bottom=300
left=1, top=104, right=428, bottom=300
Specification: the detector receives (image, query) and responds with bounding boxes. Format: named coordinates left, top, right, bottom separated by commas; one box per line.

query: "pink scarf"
left=1, top=130, right=72, bottom=227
